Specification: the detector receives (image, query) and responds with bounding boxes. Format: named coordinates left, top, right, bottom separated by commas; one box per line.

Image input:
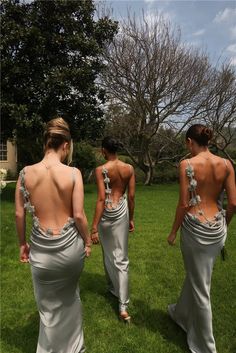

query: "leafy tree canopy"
left=1, top=0, right=118, bottom=144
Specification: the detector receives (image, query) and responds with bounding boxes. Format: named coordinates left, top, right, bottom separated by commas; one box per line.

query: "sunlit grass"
left=1, top=183, right=236, bottom=353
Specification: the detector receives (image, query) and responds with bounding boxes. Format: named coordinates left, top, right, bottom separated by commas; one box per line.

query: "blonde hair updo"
left=43, top=117, right=73, bottom=165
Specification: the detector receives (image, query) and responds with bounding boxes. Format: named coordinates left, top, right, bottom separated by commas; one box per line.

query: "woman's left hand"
left=91, top=231, right=99, bottom=244
left=20, top=243, right=30, bottom=263
left=167, top=232, right=177, bottom=246
left=85, top=245, right=91, bottom=257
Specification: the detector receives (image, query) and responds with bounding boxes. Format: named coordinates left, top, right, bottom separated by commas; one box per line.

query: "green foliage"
left=153, top=163, right=179, bottom=184
left=1, top=183, right=236, bottom=353
left=1, top=0, right=118, bottom=144
left=73, top=142, right=96, bottom=181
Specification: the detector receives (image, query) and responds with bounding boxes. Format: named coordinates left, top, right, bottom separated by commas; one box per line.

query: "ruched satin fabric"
left=168, top=212, right=227, bottom=353
left=29, top=223, right=86, bottom=353
left=98, top=196, right=129, bottom=312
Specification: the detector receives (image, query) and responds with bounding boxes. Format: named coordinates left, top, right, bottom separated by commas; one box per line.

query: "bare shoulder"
left=68, top=166, right=82, bottom=176
left=179, top=159, right=188, bottom=166
left=95, top=165, right=104, bottom=173
left=94, top=165, right=104, bottom=178
left=222, top=158, right=234, bottom=173
left=22, top=162, right=43, bottom=174
left=118, top=160, right=133, bottom=169
left=179, top=159, right=188, bottom=170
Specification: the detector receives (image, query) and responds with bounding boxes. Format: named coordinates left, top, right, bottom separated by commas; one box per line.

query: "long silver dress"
left=168, top=160, right=227, bottom=353
left=19, top=168, right=86, bottom=353
left=98, top=167, right=130, bottom=313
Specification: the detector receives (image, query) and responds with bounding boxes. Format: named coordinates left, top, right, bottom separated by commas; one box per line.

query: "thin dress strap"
left=102, top=166, right=112, bottom=207
left=72, top=167, right=77, bottom=186
left=223, top=159, right=230, bottom=175
left=19, top=167, right=36, bottom=217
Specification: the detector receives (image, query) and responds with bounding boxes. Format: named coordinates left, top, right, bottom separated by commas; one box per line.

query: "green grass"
left=1, top=183, right=236, bottom=353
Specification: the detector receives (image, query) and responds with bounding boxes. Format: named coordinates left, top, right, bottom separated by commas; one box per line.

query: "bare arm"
left=127, top=166, right=135, bottom=232
left=15, top=177, right=30, bottom=262
left=72, top=169, right=91, bottom=256
left=224, top=161, right=236, bottom=225
left=167, top=160, right=189, bottom=245
left=91, top=167, right=105, bottom=243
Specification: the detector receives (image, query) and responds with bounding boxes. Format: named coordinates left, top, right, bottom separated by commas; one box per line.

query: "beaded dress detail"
left=186, top=160, right=225, bottom=226
left=102, top=167, right=127, bottom=211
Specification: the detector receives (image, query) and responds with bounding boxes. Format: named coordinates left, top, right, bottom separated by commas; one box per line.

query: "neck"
left=106, top=154, right=118, bottom=161
left=192, top=146, right=209, bottom=157
left=43, top=150, right=62, bottom=163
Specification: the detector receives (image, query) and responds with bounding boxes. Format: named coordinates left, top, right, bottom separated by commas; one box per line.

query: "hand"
left=20, top=243, right=30, bottom=263
left=91, top=231, right=99, bottom=244
left=129, top=220, right=135, bottom=232
left=85, top=245, right=91, bottom=257
left=167, top=232, right=177, bottom=246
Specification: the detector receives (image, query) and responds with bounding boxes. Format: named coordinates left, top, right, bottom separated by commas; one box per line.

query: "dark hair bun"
left=186, top=124, right=213, bottom=146
left=102, top=136, right=122, bottom=153
left=201, top=127, right=213, bottom=141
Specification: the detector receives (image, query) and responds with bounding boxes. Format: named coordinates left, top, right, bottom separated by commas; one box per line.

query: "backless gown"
left=19, top=167, right=86, bottom=353
left=98, top=167, right=130, bottom=313
left=168, top=159, right=227, bottom=353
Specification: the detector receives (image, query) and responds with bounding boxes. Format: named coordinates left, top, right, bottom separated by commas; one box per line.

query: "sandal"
left=119, top=312, right=131, bottom=324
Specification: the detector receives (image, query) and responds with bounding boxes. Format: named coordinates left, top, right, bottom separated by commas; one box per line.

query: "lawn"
left=1, top=183, right=236, bottom=353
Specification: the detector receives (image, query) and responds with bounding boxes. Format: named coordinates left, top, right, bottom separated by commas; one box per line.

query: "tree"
left=1, top=0, right=117, bottom=163
left=73, top=142, right=96, bottom=181
left=102, top=13, right=212, bottom=184
left=201, top=64, right=236, bottom=166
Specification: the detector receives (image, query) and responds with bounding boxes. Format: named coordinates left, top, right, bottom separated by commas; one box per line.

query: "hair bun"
left=102, top=136, right=122, bottom=153
left=201, top=127, right=213, bottom=141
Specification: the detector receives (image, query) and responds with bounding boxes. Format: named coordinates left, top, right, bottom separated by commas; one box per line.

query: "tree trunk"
left=144, top=165, right=154, bottom=185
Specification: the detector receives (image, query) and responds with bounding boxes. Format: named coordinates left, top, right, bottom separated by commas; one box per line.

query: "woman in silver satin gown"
left=91, top=136, right=135, bottom=323
left=15, top=117, right=92, bottom=353
left=167, top=124, right=236, bottom=353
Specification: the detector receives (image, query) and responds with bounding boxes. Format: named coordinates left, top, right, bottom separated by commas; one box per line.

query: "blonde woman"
left=167, top=124, right=236, bottom=353
left=15, top=118, right=91, bottom=353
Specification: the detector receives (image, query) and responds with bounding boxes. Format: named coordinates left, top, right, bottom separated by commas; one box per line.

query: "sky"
left=102, top=0, right=236, bottom=68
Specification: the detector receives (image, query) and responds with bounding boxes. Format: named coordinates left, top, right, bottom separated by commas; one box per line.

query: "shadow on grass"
left=81, top=272, right=188, bottom=352
left=80, top=271, right=119, bottom=316
left=1, top=311, right=38, bottom=353
left=132, top=299, right=189, bottom=352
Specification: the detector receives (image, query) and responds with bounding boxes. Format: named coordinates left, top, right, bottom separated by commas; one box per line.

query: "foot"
left=119, top=311, right=131, bottom=324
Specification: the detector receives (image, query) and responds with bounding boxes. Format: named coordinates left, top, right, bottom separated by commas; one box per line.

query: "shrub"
left=73, top=142, right=96, bottom=182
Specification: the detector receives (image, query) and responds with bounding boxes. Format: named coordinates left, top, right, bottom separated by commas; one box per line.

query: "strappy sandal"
left=119, top=312, right=131, bottom=324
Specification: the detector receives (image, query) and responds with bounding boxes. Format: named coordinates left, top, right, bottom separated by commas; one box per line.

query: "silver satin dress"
left=19, top=168, right=86, bottom=353
left=98, top=167, right=130, bottom=313
left=168, top=160, right=227, bottom=353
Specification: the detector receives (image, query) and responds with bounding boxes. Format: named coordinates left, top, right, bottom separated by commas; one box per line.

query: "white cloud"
left=192, top=29, right=205, bottom=37
left=144, top=10, right=175, bottom=26
left=230, top=56, right=236, bottom=66
left=214, top=7, right=236, bottom=23
left=230, top=26, right=236, bottom=39
left=227, top=44, right=236, bottom=53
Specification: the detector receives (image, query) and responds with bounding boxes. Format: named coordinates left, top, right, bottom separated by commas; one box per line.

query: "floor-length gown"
left=98, top=167, right=130, bottom=312
left=20, top=168, right=86, bottom=353
left=168, top=160, right=227, bottom=353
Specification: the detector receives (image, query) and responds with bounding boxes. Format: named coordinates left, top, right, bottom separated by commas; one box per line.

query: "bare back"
left=97, top=160, right=133, bottom=205
left=186, top=153, right=229, bottom=220
left=23, top=163, right=77, bottom=230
